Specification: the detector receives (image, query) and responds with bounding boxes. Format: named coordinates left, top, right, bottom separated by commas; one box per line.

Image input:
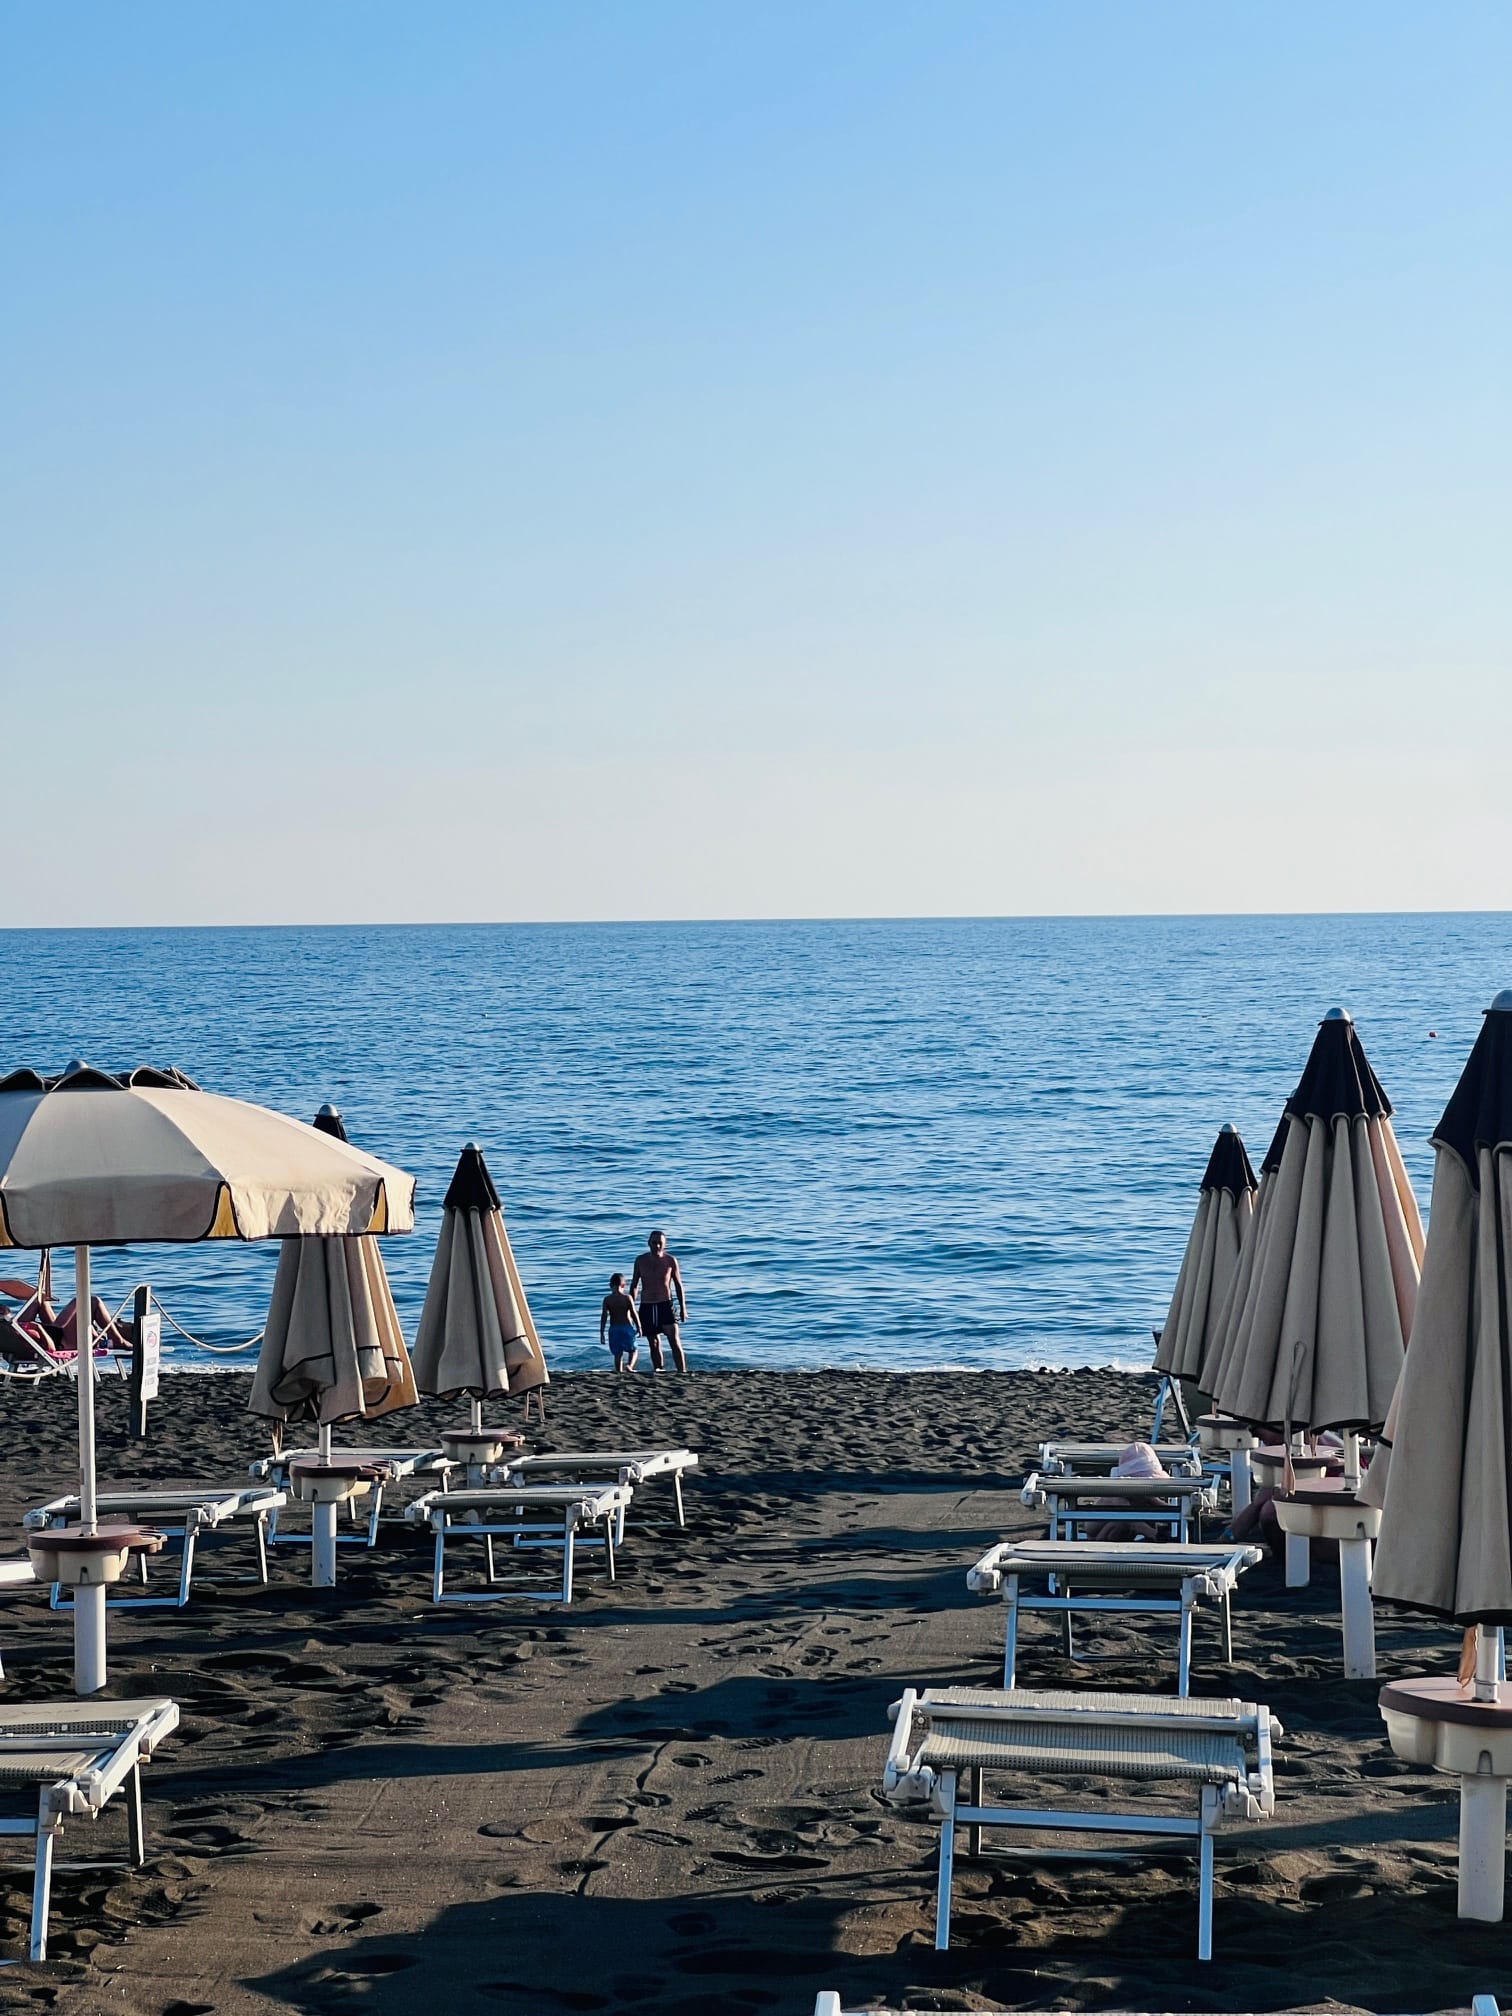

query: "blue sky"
left=4, top=4, right=1509, bottom=924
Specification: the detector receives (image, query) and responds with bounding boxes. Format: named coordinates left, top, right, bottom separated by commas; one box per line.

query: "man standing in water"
left=631, top=1230, right=688, bottom=1373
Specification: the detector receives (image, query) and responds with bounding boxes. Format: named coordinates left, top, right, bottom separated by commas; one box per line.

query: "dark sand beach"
left=0, top=1369, right=1495, bottom=2014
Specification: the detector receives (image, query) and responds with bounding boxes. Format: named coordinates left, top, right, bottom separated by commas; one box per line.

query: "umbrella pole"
left=312, top=1420, right=336, bottom=1588
left=471, top=1395, right=482, bottom=1435
left=73, top=1243, right=107, bottom=1694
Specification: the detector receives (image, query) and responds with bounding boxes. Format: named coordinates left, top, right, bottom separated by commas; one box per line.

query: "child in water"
left=599, top=1273, right=642, bottom=1373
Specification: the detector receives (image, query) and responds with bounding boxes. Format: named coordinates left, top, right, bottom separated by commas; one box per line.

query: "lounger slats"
left=918, top=1715, right=1246, bottom=1783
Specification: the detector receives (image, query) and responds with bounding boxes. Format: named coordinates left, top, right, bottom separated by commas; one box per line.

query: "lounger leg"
left=1197, top=1824, right=1215, bottom=1961
left=673, top=1472, right=686, bottom=1527
left=1063, top=1586, right=1074, bottom=1661
left=366, top=1486, right=383, bottom=1546
left=126, top=1762, right=145, bottom=1865
left=1003, top=1578, right=1019, bottom=1689
left=1222, top=1590, right=1233, bottom=1665
left=177, top=1530, right=196, bottom=1607
left=432, top=1526, right=446, bottom=1604
left=255, top=1513, right=270, bottom=1584
left=485, top=1534, right=498, bottom=1584
left=1178, top=1587, right=1194, bottom=1697
left=562, top=1522, right=575, bottom=1605
left=30, top=1807, right=53, bottom=1964
left=934, top=1775, right=956, bottom=1951
left=968, top=1766, right=984, bottom=1858
left=605, top=1521, right=617, bottom=1582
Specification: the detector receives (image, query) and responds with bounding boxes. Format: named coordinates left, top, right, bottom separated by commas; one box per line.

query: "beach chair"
left=0, top=1558, right=39, bottom=1679
left=1020, top=1470, right=1216, bottom=1542
left=967, top=1540, right=1263, bottom=1694
left=488, top=1448, right=699, bottom=1540
left=882, top=1685, right=1279, bottom=1960
left=406, top=1483, right=633, bottom=1605
left=814, top=1999, right=1499, bottom=2016
left=1037, top=1440, right=1202, bottom=1477
left=0, top=1697, right=178, bottom=1962
left=25, top=1487, right=286, bottom=1609
left=250, top=1446, right=458, bottom=1548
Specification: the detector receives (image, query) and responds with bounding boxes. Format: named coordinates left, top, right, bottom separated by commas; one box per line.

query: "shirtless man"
left=630, top=1230, right=688, bottom=1373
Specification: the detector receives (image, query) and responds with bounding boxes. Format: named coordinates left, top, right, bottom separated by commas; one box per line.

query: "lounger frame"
left=489, top=1449, right=698, bottom=1540
left=883, top=1687, right=1277, bottom=1962
left=407, top=1485, right=631, bottom=1604
left=968, top=1541, right=1262, bottom=1695
left=1036, top=1441, right=1202, bottom=1478
left=1021, top=1471, right=1215, bottom=1542
left=26, top=1488, right=285, bottom=1609
left=251, top=1447, right=456, bottom=1549
left=0, top=1697, right=178, bottom=1962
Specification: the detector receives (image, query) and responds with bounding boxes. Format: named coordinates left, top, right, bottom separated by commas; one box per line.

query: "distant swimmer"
left=631, top=1230, right=688, bottom=1374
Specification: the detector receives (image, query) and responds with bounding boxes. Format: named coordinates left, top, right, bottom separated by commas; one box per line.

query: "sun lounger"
left=25, top=1488, right=285, bottom=1609
left=1021, top=1470, right=1216, bottom=1542
left=815, top=1999, right=1499, bottom=2016
left=488, top=1448, right=699, bottom=1539
left=406, top=1483, right=633, bottom=1604
left=0, top=1697, right=178, bottom=1962
left=1037, top=1440, right=1201, bottom=1477
left=882, top=1685, right=1279, bottom=1960
left=250, top=1446, right=457, bottom=1548
left=967, top=1540, right=1263, bottom=1694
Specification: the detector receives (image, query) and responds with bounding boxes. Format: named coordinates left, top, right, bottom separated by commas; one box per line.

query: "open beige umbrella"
left=247, top=1106, right=417, bottom=1583
left=412, top=1144, right=548, bottom=1459
left=1372, top=990, right=1512, bottom=1921
left=1154, top=1123, right=1258, bottom=1386
left=0, top=1063, right=414, bottom=1689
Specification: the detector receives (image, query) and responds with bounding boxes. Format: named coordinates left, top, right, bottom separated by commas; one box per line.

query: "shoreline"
left=0, top=1367, right=1491, bottom=2013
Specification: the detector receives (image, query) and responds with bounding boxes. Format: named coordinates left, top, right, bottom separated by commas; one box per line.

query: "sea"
left=4, top=915, right=1510, bottom=1374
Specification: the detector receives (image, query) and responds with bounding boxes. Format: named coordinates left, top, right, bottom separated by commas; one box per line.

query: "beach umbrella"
left=1372, top=992, right=1512, bottom=1920
left=247, top=1106, right=417, bottom=1584
left=0, top=1063, right=414, bottom=1689
left=1153, top=1123, right=1258, bottom=1387
left=1210, top=1008, right=1423, bottom=1437
left=1209, top=1008, right=1423, bottom=1676
left=412, top=1144, right=548, bottom=1456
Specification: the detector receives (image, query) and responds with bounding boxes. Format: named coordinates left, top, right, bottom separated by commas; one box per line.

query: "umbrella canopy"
left=1209, top=1009, right=1424, bottom=1432
left=0, top=1064, right=414, bottom=1244
left=1371, top=992, right=1512, bottom=1623
left=1199, top=1110, right=1290, bottom=1401
left=247, top=1107, right=418, bottom=1427
left=411, top=1144, right=548, bottom=1402
left=1153, top=1124, right=1258, bottom=1383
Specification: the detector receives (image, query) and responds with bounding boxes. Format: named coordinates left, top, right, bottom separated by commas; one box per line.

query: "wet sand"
left=0, top=1368, right=1493, bottom=2014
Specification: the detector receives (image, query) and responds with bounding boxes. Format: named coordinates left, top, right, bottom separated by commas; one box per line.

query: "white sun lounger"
left=489, top=1448, right=699, bottom=1538
left=0, top=1697, right=178, bottom=1962
left=967, top=1540, right=1263, bottom=1695
left=251, top=1447, right=457, bottom=1548
left=1021, top=1470, right=1217, bottom=1542
left=0, top=1559, right=38, bottom=1680
left=406, top=1483, right=633, bottom=1604
left=24, top=1488, right=286, bottom=1609
left=883, top=1686, right=1278, bottom=1960
left=815, top=2000, right=1499, bottom=2016
left=1037, top=1440, right=1202, bottom=1477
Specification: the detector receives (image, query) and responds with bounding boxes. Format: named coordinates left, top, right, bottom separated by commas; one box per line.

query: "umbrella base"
left=1382, top=1676, right=1512, bottom=1920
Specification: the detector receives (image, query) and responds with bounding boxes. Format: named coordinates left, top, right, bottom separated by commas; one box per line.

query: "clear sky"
left=4, top=3, right=1509, bottom=926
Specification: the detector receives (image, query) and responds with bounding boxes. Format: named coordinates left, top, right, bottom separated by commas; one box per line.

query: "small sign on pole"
left=131, top=1288, right=160, bottom=1438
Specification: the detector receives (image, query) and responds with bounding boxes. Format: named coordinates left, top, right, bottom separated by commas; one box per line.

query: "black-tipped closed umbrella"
left=1373, top=991, right=1512, bottom=1923
left=412, top=1144, right=549, bottom=1468
left=1154, top=1123, right=1258, bottom=1388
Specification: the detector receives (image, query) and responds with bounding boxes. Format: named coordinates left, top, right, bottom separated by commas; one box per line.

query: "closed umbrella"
left=1372, top=992, right=1512, bottom=1921
left=1212, top=1008, right=1423, bottom=1676
left=248, top=1106, right=417, bottom=1584
left=1154, top=1123, right=1258, bottom=1388
left=412, top=1144, right=548, bottom=1462
left=0, top=1063, right=414, bottom=1689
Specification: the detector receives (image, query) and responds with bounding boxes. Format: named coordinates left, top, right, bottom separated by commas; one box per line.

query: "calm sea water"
left=3, top=916, right=1510, bottom=1374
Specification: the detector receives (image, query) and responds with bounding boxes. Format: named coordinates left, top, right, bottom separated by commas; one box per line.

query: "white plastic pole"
left=1343, top=1429, right=1362, bottom=1493
left=312, top=1502, right=338, bottom=1588
left=1285, top=1531, right=1311, bottom=1587
left=318, top=1420, right=332, bottom=1463
left=1458, top=1775, right=1507, bottom=1922
left=74, top=1582, right=107, bottom=1695
left=1230, top=1445, right=1252, bottom=1514
left=75, top=1246, right=96, bottom=1534
left=471, top=1395, right=482, bottom=1434
left=1339, top=1535, right=1376, bottom=1678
